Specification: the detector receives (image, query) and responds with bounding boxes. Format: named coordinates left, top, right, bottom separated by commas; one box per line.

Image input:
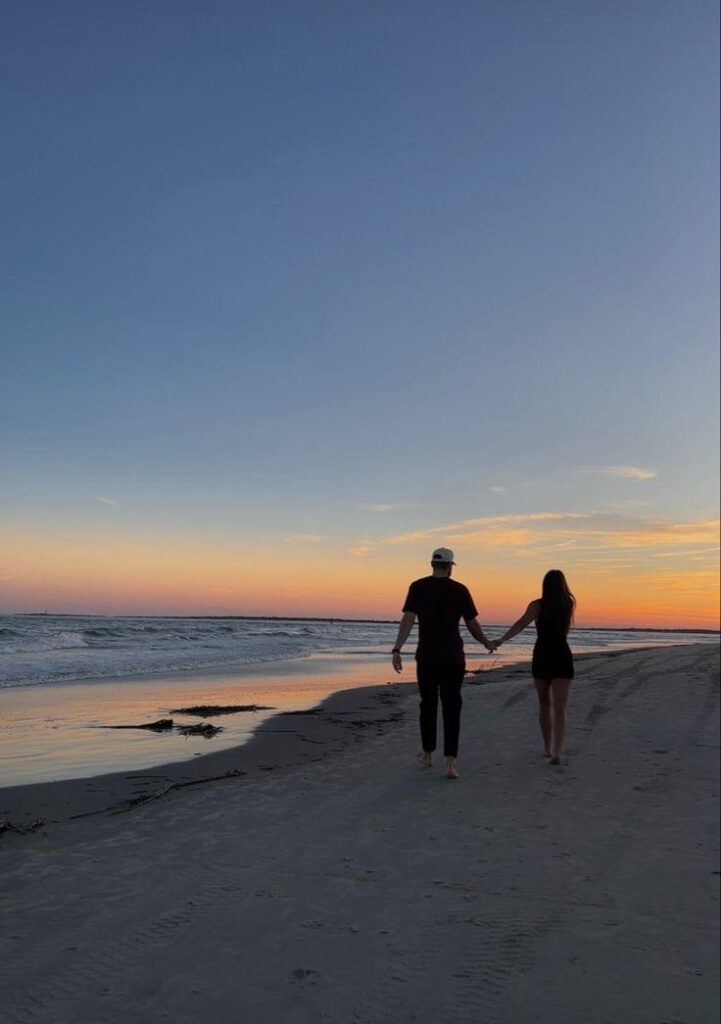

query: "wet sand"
left=0, top=650, right=405, bottom=789
left=0, top=643, right=719, bottom=1023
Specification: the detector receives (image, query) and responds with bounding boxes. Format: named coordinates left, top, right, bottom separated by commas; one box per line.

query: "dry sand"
left=0, top=643, right=718, bottom=1024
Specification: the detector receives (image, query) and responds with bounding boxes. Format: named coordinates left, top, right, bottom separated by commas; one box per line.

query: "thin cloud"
left=351, top=513, right=591, bottom=556
left=96, top=496, right=119, bottom=507
left=350, top=502, right=404, bottom=513
left=351, top=512, right=719, bottom=561
left=650, top=548, right=720, bottom=558
left=350, top=543, right=375, bottom=556
left=602, top=499, right=656, bottom=511
left=582, top=466, right=657, bottom=480
left=386, top=512, right=591, bottom=546
left=488, top=486, right=506, bottom=495
left=284, top=534, right=323, bottom=544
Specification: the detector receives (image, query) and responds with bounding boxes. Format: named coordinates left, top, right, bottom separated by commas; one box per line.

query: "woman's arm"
left=496, top=601, right=540, bottom=646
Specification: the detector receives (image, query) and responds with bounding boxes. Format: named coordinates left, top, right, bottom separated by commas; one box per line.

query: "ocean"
left=1, top=614, right=718, bottom=690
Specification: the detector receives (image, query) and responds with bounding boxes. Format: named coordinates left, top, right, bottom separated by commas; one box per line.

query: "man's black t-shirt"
left=402, top=576, right=478, bottom=665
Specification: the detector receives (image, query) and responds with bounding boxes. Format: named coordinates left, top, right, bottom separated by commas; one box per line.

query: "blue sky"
left=1, top=1, right=719, bottom=621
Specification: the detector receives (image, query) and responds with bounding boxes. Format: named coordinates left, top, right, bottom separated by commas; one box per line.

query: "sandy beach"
left=1, top=643, right=718, bottom=1023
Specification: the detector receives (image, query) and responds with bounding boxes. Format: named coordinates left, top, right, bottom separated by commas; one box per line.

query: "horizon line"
left=4, top=611, right=719, bottom=635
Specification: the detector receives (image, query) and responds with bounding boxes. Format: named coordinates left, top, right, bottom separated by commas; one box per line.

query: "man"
left=391, top=548, right=496, bottom=779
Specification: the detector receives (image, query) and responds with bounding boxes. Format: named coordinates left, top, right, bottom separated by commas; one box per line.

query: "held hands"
left=485, top=638, right=502, bottom=653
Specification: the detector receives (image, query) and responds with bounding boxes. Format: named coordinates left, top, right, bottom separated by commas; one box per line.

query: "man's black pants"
left=416, top=660, right=465, bottom=757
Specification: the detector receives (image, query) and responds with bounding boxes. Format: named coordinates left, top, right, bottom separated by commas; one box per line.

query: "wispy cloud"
left=96, top=496, right=119, bottom=507
left=649, top=548, right=718, bottom=558
left=386, top=513, right=591, bottom=547
left=602, top=499, right=656, bottom=510
left=350, top=543, right=375, bottom=556
left=350, top=511, right=719, bottom=561
left=350, top=502, right=404, bottom=513
left=350, top=513, right=591, bottom=556
left=284, top=534, right=324, bottom=544
left=488, top=486, right=506, bottom=495
left=582, top=466, right=657, bottom=480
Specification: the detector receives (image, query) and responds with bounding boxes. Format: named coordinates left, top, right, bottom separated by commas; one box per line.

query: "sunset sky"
left=1, top=2, right=719, bottom=628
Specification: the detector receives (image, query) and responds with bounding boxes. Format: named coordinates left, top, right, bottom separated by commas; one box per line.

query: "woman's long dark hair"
left=539, top=570, right=576, bottom=634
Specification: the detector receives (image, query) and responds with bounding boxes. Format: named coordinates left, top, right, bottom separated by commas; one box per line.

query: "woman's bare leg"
left=550, top=678, right=572, bottom=763
left=534, top=679, right=553, bottom=756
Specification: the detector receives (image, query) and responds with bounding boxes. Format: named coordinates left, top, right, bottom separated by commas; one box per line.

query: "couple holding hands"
left=391, top=548, right=576, bottom=779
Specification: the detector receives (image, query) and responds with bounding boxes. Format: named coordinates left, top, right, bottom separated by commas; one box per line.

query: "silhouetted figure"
left=496, top=569, right=576, bottom=764
left=391, top=548, right=495, bottom=779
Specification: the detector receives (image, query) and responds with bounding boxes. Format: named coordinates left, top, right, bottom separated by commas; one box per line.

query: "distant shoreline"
left=5, top=611, right=720, bottom=634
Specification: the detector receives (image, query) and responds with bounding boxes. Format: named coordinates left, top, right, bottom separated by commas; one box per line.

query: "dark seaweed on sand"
left=177, top=722, right=223, bottom=738
left=0, top=816, right=46, bottom=836
left=278, top=708, right=323, bottom=716
left=100, top=719, right=223, bottom=738
left=170, top=704, right=275, bottom=717
left=103, top=719, right=174, bottom=731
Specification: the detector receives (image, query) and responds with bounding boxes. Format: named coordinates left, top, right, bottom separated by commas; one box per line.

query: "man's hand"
left=392, top=651, right=403, bottom=674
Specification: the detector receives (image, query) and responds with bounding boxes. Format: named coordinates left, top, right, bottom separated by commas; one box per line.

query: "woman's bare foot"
left=550, top=755, right=561, bottom=766
left=419, top=751, right=433, bottom=768
left=543, top=750, right=552, bottom=758
left=445, top=757, right=459, bottom=779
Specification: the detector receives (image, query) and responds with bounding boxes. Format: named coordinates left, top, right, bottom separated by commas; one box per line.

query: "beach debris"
left=0, top=816, right=46, bottom=836
left=464, top=673, right=486, bottom=684
left=290, top=968, right=321, bottom=982
left=177, top=722, right=222, bottom=738
left=465, top=659, right=499, bottom=681
left=68, top=767, right=248, bottom=819
left=170, top=704, right=275, bottom=717
left=103, top=719, right=175, bottom=731
left=99, top=719, right=222, bottom=738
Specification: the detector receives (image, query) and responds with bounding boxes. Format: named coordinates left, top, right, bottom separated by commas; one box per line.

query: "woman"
left=496, top=570, right=576, bottom=765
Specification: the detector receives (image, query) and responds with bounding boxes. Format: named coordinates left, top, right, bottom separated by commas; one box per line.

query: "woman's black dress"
left=532, top=615, right=574, bottom=680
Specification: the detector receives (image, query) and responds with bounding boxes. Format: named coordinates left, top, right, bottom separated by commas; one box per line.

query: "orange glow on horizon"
left=1, top=521, right=719, bottom=630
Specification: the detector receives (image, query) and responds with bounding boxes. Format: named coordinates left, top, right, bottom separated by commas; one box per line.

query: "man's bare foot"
left=543, top=750, right=552, bottom=758
left=419, top=751, right=433, bottom=768
left=445, top=757, right=459, bottom=779
left=550, top=755, right=561, bottom=766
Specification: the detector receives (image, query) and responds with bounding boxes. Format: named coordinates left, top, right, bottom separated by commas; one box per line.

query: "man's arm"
left=391, top=612, right=416, bottom=674
left=465, top=616, right=495, bottom=652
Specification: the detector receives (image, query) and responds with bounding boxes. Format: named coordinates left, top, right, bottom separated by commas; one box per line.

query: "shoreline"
left=0, top=649, right=413, bottom=792
left=5, top=635, right=694, bottom=792
left=0, top=676, right=408, bottom=831
left=0, top=642, right=711, bottom=834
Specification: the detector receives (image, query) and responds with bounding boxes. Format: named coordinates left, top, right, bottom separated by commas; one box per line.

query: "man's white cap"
left=431, top=547, right=455, bottom=565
